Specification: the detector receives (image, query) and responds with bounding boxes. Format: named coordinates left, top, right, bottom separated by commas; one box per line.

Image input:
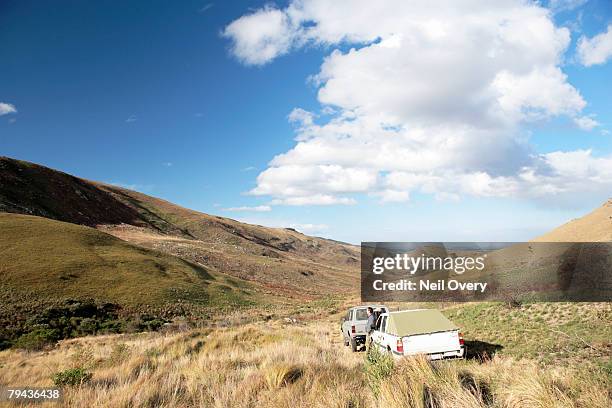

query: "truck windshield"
left=354, top=309, right=368, bottom=320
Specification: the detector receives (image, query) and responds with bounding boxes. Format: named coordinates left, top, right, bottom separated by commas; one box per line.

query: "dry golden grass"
left=1, top=316, right=609, bottom=408
left=533, top=198, right=612, bottom=242
left=378, top=354, right=612, bottom=408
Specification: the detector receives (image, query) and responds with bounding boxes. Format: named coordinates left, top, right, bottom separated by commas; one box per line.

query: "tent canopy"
left=386, top=309, right=458, bottom=337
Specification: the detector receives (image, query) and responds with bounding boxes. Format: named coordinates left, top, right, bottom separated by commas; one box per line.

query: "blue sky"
left=1, top=0, right=611, bottom=243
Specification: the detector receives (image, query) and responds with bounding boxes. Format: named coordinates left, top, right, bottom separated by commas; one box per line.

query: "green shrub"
left=363, top=346, right=394, bottom=396
left=78, top=317, right=98, bottom=335
left=7, top=300, right=167, bottom=349
left=98, top=319, right=125, bottom=334
left=139, top=314, right=167, bottom=331
left=108, top=343, right=130, bottom=365
left=52, top=368, right=92, bottom=387
left=13, top=328, right=59, bottom=351
left=126, top=314, right=168, bottom=332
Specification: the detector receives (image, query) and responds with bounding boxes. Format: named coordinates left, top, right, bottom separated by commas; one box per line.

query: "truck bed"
left=401, top=330, right=464, bottom=359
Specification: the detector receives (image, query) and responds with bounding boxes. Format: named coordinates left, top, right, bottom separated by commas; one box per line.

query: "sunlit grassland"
left=1, top=302, right=609, bottom=408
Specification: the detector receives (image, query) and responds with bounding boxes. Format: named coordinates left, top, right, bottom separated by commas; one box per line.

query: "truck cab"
left=370, top=309, right=465, bottom=360
left=341, top=305, right=388, bottom=352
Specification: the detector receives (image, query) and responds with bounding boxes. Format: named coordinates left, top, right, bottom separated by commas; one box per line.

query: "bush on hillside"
left=107, top=343, right=130, bottom=366
left=13, top=328, right=60, bottom=351
left=126, top=314, right=167, bottom=332
left=52, top=368, right=92, bottom=387
left=25, top=300, right=119, bottom=339
left=6, top=300, right=169, bottom=350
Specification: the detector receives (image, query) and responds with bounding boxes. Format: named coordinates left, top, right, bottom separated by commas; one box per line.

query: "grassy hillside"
left=0, top=213, right=264, bottom=348
left=97, top=186, right=359, bottom=296
left=533, top=198, right=612, bottom=242
left=0, top=156, right=360, bottom=296
left=0, top=213, right=257, bottom=309
left=444, top=302, right=611, bottom=366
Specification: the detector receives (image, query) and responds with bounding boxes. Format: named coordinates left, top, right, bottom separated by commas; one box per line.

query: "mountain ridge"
left=0, top=156, right=360, bottom=298
left=532, top=199, right=612, bottom=242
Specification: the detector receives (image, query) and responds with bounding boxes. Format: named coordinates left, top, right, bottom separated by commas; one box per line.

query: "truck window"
left=354, top=309, right=368, bottom=320
left=380, top=316, right=387, bottom=332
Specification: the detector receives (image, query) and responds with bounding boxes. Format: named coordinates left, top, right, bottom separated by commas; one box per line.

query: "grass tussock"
left=263, top=363, right=303, bottom=389
left=377, top=354, right=610, bottom=408
left=0, top=317, right=609, bottom=408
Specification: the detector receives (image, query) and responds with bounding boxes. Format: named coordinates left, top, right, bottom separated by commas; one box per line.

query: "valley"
left=0, top=156, right=610, bottom=407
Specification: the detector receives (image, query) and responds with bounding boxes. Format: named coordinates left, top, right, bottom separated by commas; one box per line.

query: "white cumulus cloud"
left=0, top=102, right=17, bottom=116
left=573, top=115, right=599, bottom=131
left=288, top=107, right=315, bottom=127
left=222, top=6, right=301, bottom=66
left=223, top=205, right=272, bottom=212
left=225, top=0, right=611, bottom=206
left=577, top=24, right=612, bottom=66
left=371, top=190, right=411, bottom=203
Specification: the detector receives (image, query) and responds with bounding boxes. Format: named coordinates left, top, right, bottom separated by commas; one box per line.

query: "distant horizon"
left=1, top=1, right=611, bottom=244
left=2, top=154, right=608, bottom=246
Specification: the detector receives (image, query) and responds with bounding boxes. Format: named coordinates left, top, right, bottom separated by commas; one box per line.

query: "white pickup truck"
left=370, top=309, right=465, bottom=360
left=341, top=305, right=388, bottom=352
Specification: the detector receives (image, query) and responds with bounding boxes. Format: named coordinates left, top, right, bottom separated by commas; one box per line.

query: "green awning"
left=386, top=309, right=458, bottom=337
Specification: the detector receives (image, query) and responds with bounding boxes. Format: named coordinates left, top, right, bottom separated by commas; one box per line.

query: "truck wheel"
left=350, top=337, right=358, bottom=352
left=343, top=335, right=349, bottom=347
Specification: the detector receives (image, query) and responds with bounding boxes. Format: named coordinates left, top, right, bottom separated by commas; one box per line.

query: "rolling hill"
left=533, top=198, right=612, bottom=242
left=0, top=213, right=257, bottom=310
left=0, top=156, right=360, bottom=298
left=0, top=212, right=263, bottom=349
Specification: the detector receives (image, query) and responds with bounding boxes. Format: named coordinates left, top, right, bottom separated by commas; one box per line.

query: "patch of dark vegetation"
left=53, top=368, right=93, bottom=387
left=126, top=314, right=168, bottom=333
left=0, top=299, right=169, bottom=351
left=0, top=156, right=199, bottom=240
left=0, top=156, right=143, bottom=227
left=276, top=241, right=296, bottom=252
